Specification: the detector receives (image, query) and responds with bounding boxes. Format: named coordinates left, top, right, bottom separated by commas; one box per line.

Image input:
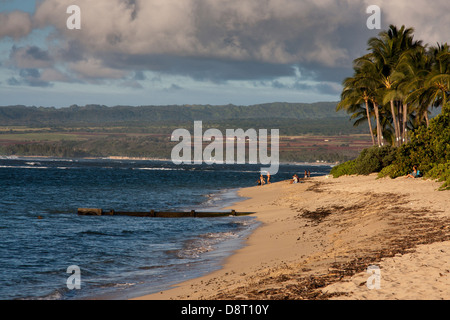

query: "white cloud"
left=9, top=45, right=53, bottom=69
left=372, top=0, right=450, bottom=45
left=1, top=0, right=449, bottom=92
left=68, top=58, right=128, bottom=80
left=31, top=0, right=367, bottom=66
left=0, top=11, right=32, bottom=39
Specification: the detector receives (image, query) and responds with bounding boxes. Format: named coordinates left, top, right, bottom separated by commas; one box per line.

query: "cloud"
left=68, top=58, right=128, bottom=81
left=120, top=80, right=144, bottom=89
left=8, top=68, right=53, bottom=87
left=9, top=45, right=53, bottom=69
left=166, top=84, right=183, bottom=91
left=2, top=0, right=450, bottom=90
left=32, top=0, right=366, bottom=66
left=374, top=0, right=450, bottom=45
left=0, top=11, right=32, bottom=39
left=26, top=0, right=374, bottom=86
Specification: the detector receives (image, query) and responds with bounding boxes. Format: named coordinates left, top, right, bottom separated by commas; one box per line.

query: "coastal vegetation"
left=0, top=102, right=344, bottom=127
left=332, top=25, right=449, bottom=190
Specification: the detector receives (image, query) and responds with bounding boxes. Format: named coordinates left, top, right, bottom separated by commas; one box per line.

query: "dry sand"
left=133, top=174, right=450, bottom=300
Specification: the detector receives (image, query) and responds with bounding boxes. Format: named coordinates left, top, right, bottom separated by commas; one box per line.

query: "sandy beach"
left=133, top=174, right=450, bottom=300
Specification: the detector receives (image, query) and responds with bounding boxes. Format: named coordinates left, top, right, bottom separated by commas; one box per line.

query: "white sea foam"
left=133, top=167, right=185, bottom=171
left=0, top=165, right=49, bottom=169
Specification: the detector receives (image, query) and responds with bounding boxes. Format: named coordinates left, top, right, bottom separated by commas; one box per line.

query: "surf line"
left=170, top=121, right=279, bottom=175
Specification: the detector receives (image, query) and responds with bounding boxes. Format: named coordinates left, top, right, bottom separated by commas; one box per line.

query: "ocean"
left=0, top=157, right=332, bottom=300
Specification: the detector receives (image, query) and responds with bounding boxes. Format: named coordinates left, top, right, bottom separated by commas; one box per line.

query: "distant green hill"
left=0, top=102, right=346, bottom=126
left=0, top=102, right=376, bottom=162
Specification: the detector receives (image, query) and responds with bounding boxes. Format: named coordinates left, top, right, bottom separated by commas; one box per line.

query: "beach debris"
left=212, top=193, right=450, bottom=300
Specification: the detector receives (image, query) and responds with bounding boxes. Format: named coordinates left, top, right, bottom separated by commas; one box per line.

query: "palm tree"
left=395, top=44, right=433, bottom=128
left=352, top=54, right=388, bottom=146
left=337, top=70, right=376, bottom=145
left=425, top=43, right=450, bottom=111
left=338, top=25, right=447, bottom=148
left=362, top=25, right=423, bottom=146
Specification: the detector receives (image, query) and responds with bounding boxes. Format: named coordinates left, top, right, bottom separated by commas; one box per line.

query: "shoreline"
left=0, top=155, right=338, bottom=167
left=132, top=174, right=449, bottom=300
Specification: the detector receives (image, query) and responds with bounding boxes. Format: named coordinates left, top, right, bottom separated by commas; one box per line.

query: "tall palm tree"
left=338, top=69, right=376, bottom=145
left=353, top=54, right=387, bottom=146
left=365, top=25, right=423, bottom=146
left=395, top=45, right=433, bottom=128
left=338, top=25, right=447, bottom=148
left=425, top=43, right=450, bottom=111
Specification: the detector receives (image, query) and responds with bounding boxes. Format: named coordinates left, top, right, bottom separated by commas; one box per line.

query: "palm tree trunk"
left=442, top=88, right=447, bottom=109
left=390, top=100, right=400, bottom=146
left=397, top=101, right=402, bottom=145
left=402, top=103, right=408, bottom=144
left=398, top=102, right=402, bottom=144
left=373, top=102, right=382, bottom=146
left=365, top=99, right=376, bottom=145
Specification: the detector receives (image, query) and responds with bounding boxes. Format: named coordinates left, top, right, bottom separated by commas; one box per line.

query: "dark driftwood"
left=77, top=208, right=253, bottom=218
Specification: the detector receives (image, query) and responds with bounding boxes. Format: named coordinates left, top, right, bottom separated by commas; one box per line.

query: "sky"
left=0, top=0, right=448, bottom=108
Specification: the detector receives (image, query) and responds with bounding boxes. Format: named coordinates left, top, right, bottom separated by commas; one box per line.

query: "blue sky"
left=0, top=0, right=448, bottom=108
left=0, top=0, right=35, bottom=13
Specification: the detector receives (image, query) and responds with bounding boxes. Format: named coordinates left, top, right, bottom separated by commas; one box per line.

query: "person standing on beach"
left=266, top=172, right=271, bottom=184
left=259, top=174, right=266, bottom=185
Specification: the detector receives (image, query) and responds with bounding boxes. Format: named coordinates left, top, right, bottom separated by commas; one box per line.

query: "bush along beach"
left=332, top=25, right=449, bottom=190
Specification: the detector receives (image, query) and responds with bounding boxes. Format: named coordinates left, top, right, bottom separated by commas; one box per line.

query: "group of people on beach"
left=290, top=170, right=311, bottom=184
left=257, top=172, right=271, bottom=185
left=258, top=165, right=421, bottom=186
left=257, top=169, right=313, bottom=186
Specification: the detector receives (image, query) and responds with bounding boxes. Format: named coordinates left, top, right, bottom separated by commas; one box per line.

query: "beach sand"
left=133, top=174, right=450, bottom=300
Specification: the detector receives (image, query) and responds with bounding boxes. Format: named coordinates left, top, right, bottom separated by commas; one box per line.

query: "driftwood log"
left=77, top=208, right=252, bottom=218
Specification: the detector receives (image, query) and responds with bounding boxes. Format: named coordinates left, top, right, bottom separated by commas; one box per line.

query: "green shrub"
left=332, top=107, right=449, bottom=190
left=352, top=145, right=396, bottom=175
left=378, top=164, right=401, bottom=179
left=387, top=107, right=450, bottom=183
left=330, top=145, right=396, bottom=178
left=330, top=159, right=356, bottom=178
left=426, top=162, right=450, bottom=190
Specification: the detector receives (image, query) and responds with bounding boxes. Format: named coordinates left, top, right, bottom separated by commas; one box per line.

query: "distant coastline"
left=0, top=154, right=338, bottom=167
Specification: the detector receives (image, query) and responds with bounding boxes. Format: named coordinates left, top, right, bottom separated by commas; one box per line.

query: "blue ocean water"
left=0, top=157, right=332, bottom=300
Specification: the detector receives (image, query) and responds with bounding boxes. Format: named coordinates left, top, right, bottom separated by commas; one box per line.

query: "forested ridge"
left=0, top=102, right=345, bottom=127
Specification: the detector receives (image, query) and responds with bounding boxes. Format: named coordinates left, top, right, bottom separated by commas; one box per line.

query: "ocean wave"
left=25, top=162, right=41, bottom=166
left=92, top=282, right=137, bottom=289
left=133, top=167, right=185, bottom=171
left=170, top=231, right=239, bottom=259
left=0, top=165, right=49, bottom=169
left=22, top=288, right=67, bottom=300
left=79, top=230, right=112, bottom=236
